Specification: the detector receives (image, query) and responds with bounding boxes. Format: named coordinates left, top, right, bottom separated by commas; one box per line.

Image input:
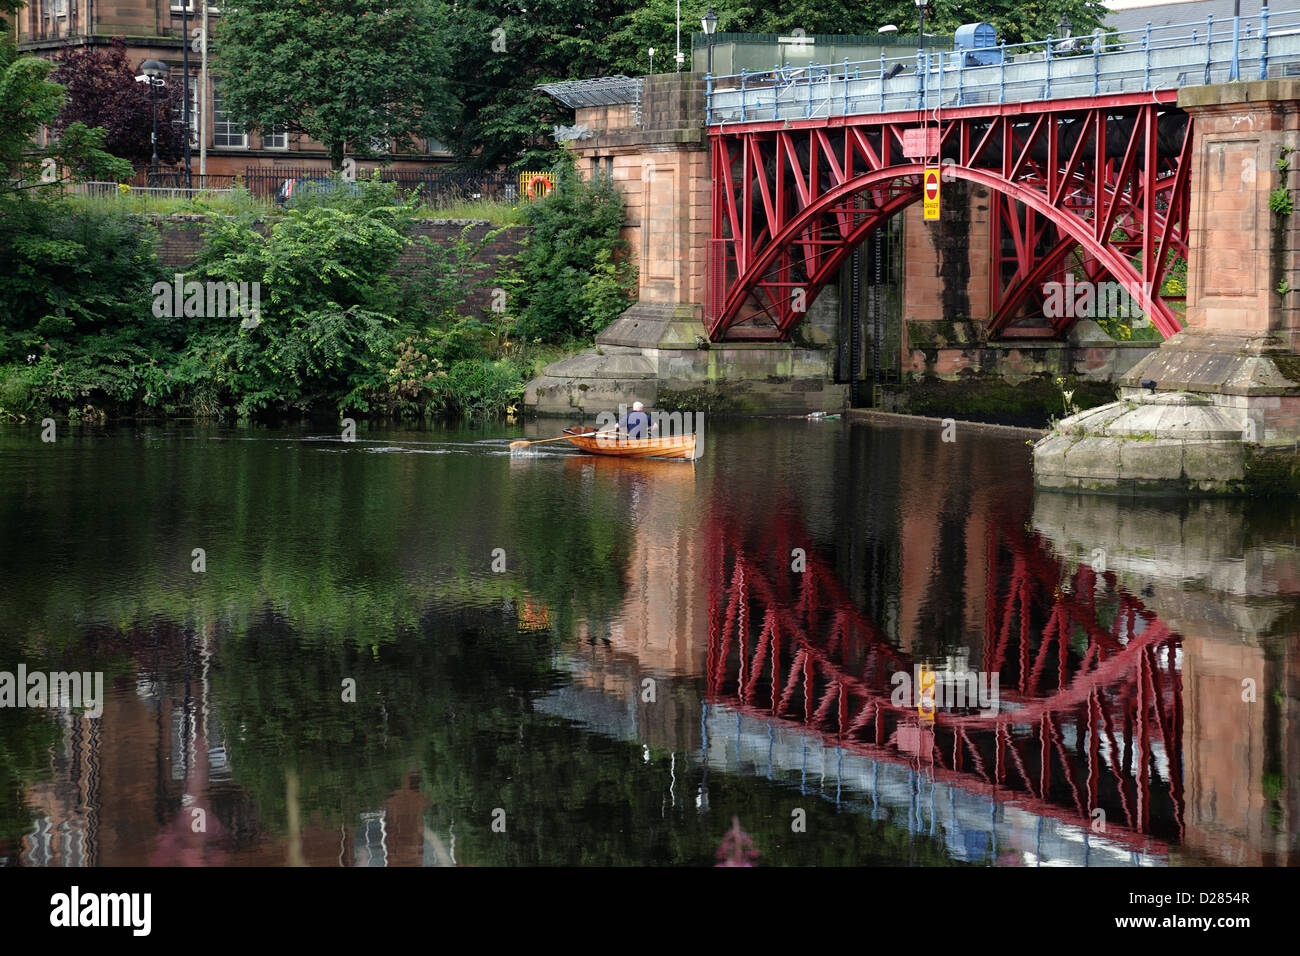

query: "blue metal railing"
left=704, top=9, right=1300, bottom=126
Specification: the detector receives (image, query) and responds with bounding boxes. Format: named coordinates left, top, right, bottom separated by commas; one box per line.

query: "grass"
left=67, top=188, right=526, bottom=226
left=67, top=185, right=270, bottom=218
left=412, top=197, right=526, bottom=226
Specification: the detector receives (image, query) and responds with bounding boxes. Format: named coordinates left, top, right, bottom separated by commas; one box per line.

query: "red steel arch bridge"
left=704, top=10, right=1300, bottom=341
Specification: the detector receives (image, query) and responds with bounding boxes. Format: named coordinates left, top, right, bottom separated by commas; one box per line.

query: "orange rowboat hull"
left=562, top=427, right=697, bottom=460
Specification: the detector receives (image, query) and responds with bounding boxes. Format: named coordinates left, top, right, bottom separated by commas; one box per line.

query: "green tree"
left=914, top=0, right=1107, bottom=46
left=509, top=160, right=635, bottom=343
left=213, top=0, right=452, bottom=169
left=0, top=1, right=131, bottom=194
left=189, top=178, right=416, bottom=415
left=431, top=0, right=622, bottom=170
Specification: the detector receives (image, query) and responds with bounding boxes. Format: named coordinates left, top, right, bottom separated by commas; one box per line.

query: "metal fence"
left=128, top=168, right=241, bottom=190
left=69, top=165, right=523, bottom=205
left=73, top=181, right=234, bottom=200
left=241, top=165, right=518, bottom=204
left=707, top=9, right=1300, bottom=124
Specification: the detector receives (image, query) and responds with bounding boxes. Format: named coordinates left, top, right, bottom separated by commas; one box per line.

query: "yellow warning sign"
left=923, top=167, right=940, bottom=221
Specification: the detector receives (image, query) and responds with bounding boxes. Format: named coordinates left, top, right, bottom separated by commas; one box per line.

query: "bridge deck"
left=707, top=11, right=1300, bottom=126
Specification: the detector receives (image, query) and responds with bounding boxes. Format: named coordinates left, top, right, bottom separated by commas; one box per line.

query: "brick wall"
left=148, top=216, right=526, bottom=317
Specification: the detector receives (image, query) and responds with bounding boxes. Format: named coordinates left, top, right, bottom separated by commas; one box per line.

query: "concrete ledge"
left=1119, top=329, right=1300, bottom=396
left=1179, top=79, right=1300, bottom=109
left=596, top=301, right=706, bottom=349
left=844, top=408, right=1045, bottom=439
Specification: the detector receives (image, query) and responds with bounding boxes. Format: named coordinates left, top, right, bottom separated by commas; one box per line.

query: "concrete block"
left=1119, top=439, right=1185, bottom=481
left=1064, top=437, right=1123, bottom=479
left=1182, top=441, right=1246, bottom=481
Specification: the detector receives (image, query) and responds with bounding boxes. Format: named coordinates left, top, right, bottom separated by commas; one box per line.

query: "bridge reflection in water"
left=702, top=511, right=1180, bottom=866
left=547, top=426, right=1294, bottom=868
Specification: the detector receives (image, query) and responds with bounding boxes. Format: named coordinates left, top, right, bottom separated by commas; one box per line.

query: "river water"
left=0, top=418, right=1295, bottom=866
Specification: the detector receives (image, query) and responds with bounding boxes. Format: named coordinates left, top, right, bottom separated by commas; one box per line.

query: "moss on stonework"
left=895, top=373, right=1115, bottom=428
left=1270, top=353, right=1300, bottom=385
left=655, top=386, right=741, bottom=415
left=904, top=320, right=981, bottom=349
left=1245, top=445, right=1300, bottom=494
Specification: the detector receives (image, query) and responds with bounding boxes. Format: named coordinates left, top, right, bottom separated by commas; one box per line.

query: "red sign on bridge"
left=902, top=127, right=940, bottom=159
left=923, top=167, right=940, bottom=220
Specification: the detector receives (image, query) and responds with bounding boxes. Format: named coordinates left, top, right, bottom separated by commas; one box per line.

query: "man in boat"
left=617, top=401, right=654, bottom=440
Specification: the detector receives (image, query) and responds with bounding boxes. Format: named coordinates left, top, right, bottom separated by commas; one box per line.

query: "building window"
left=262, top=126, right=288, bottom=150
left=212, top=90, right=247, bottom=148
left=170, top=2, right=221, bottom=11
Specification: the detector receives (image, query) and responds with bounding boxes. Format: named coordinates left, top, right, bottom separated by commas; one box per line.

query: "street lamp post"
left=137, top=59, right=169, bottom=185
left=181, top=0, right=192, bottom=189
left=1054, top=14, right=1075, bottom=55
left=701, top=6, right=718, bottom=76
left=914, top=0, right=926, bottom=108
left=675, top=0, right=682, bottom=71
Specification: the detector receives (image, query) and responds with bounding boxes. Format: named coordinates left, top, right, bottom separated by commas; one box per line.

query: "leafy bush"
left=0, top=176, right=562, bottom=422
left=436, top=357, right=526, bottom=420
left=509, top=160, right=636, bottom=343
left=0, top=196, right=158, bottom=345
left=0, top=195, right=165, bottom=417
left=191, top=182, right=415, bottom=414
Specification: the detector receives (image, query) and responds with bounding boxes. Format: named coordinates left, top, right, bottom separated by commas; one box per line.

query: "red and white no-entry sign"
left=923, top=167, right=940, bottom=220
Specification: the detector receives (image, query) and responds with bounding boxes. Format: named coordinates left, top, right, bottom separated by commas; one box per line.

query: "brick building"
left=14, top=0, right=450, bottom=182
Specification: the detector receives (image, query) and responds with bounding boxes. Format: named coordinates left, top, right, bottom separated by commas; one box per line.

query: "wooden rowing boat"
left=562, top=426, right=698, bottom=460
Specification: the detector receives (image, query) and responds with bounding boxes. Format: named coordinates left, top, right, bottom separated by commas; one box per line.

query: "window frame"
left=261, top=126, right=289, bottom=150
left=212, top=88, right=248, bottom=149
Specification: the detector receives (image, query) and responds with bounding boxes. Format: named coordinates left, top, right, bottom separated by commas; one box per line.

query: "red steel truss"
left=705, top=512, right=1184, bottom=848
left=706, top=92, right=1191, bottom=342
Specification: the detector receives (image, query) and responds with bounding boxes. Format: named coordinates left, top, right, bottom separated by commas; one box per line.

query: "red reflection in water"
left=705, top=511, right=1184, bottom=853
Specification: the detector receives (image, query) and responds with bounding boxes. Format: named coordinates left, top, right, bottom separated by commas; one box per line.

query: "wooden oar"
left=508, top=434, right=578, bottom=451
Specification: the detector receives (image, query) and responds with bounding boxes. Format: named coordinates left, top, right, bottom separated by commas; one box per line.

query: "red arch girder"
left=988, top=120, right=1192, bottom=332
left=707, top=97, right=1190, bottom=341
left=715, top=695, right=1172, bottom=854
left=719, top=163, right=1178, bottom=340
